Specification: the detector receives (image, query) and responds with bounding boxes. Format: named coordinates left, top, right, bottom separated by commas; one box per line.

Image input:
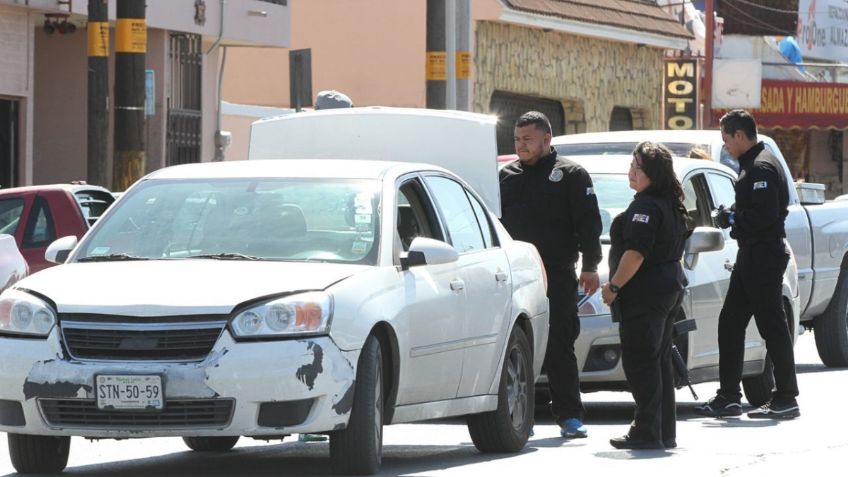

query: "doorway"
left=0, top=99, right=19, bottom=188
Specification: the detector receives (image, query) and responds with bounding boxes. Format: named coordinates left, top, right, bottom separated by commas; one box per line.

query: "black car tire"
left=8, top=433, right=71, bottom=474
left=182, top=436, right=240, bottom=452
left=467, top=325, right=533, bottom=453
left=815, top=273, right=848, bottom=367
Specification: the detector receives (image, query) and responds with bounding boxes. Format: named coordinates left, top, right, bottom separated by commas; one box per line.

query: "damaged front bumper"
left=0, top=330, right=358, bottom=438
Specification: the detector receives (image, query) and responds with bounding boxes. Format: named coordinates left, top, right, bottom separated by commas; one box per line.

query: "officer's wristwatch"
left=608, top=283, right=621, bottom=294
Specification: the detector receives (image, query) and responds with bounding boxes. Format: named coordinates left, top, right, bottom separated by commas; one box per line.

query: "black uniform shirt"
left=609, top=193, right=689, bottom=298
left=730, top=142, right=789, bottom=245
left=499, top=148, right=602, bottom=274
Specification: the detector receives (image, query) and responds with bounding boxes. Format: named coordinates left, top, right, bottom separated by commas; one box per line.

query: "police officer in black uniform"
left=601, top=142, right=691, bottom=450
left=499, top=111, right=602, bottom=438
left=695, top=109, right=800, bottom=419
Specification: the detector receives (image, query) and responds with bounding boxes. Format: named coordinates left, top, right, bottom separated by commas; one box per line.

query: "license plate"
left=96, top=375, right=163, bottom=410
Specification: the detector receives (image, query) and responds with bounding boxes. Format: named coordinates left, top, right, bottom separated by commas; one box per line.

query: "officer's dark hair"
left=633, top=141, right=688, bottom=220
left=515, top=111, right=552, bottom=135
left=720, top=109, right=758, bottom=140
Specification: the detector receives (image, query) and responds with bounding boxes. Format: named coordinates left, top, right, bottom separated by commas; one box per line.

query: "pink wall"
left=223, top=0, right=429, bottom=108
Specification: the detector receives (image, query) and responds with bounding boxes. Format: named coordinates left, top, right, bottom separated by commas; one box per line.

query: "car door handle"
left=724, top=260, right=735, bottom=272
left=495, top=271, right=509, bottom=282
left=450, top=279, right=465, bottom=291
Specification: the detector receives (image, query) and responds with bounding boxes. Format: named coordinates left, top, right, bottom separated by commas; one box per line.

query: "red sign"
left=715, top=80, right=848, bottom=129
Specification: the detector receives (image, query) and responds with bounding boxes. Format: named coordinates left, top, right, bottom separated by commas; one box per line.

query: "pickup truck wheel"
left=8, top=433, right=70, bottom=474
left=815, top=274, right=848, bottom=367
left=467, top=326, right=533, bottom=453
left=182, top=436, right=240, bottom=452
left=742, top=355, right=774, bottom=407
left=329, top=334, right=383, bottom=475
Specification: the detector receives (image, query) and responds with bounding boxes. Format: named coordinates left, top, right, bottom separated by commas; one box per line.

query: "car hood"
left=17, top=260, right=367, bottom=315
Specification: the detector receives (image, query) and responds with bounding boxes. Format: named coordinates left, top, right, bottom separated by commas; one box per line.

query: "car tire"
left=329, top=334, right=383, bottom=475
left=742, top=354, right=774, bottom=407
left=467, top=326, right=533, bottom=453
left=182, top=436, right=240, bottom=452
left=815, top=274, right=848, bottom=367
left=8, top=433, right=71, bottom=474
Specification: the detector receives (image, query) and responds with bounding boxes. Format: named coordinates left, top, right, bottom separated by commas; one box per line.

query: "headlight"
left=0, top=289, right=57, bottom=337
left=230, top=292, right=332, bottom=338
left=577, top=291, right=610, bottom=317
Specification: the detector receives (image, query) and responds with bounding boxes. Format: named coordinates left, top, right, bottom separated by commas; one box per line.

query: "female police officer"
left=601, top=142, right=693, bottom=450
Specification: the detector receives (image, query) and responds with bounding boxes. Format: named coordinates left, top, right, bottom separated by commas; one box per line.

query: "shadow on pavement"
left=2, top=440, right=534, bottom=477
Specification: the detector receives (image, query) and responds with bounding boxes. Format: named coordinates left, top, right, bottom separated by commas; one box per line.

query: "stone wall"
left=474, top=21, right=665, bottom=132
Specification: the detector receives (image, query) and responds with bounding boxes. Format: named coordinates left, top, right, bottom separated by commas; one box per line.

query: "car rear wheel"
left=8, top=433, right=70, bottom=474
left=815, top=273, right=848, bottom=367
left=182, top=436, right=240, bottom=452
left=329, top=334, right=383, bottom=475
left=467, top=326, right=533, bottom=452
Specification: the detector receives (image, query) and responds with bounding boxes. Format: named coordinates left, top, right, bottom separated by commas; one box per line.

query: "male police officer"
left=500, top=111, right=602, bottom=437
left=695, top=109, right=800, bottom=419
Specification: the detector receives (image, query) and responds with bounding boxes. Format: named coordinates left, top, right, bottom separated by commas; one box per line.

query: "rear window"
left=75, top=190, right=115, bottom=226
left=554, top=142, right=709, bottom=158
left=0, top=198, right=24, bottom=236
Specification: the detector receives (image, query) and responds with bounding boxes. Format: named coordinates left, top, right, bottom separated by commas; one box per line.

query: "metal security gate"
left=167, top=33, right=202, bottom=166
left=609, top=106, right=634, bottom=131
left=489, top=91, right=565, bottom=155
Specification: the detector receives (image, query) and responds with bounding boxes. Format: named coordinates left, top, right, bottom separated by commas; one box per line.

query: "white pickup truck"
left=553, top=130, right=848, bottom=367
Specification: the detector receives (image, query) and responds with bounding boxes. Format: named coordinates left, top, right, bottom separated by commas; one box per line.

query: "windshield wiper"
left=187, top=253, right=262, bottom=261
left=78, top=253, right=150, bottom=262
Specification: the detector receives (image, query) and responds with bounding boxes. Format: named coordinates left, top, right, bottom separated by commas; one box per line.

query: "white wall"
left=0, top=6, right=35, bottom=185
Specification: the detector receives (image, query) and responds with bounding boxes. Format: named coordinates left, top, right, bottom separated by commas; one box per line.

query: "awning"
left=715, top=80, right=848, bottom=129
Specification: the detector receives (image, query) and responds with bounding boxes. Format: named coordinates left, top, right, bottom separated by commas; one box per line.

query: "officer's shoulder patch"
left=632, top=214, right=650, bottom=224
left=586, top=187, right=594, bottom=196
left=753, top=181, right=768, bottom=190
left=549, top=169, right=563, bottom=182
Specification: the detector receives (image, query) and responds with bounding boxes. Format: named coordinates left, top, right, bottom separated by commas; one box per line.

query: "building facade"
left=0, top=0, right=290, bottom=189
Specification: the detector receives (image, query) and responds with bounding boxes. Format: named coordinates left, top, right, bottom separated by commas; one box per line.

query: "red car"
left=0, top=183, right=114, bottom=273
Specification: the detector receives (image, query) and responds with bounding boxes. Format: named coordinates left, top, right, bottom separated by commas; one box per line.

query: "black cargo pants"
left=544, top=267, right=585, bottom=423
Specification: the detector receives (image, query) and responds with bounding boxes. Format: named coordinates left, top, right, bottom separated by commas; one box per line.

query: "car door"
left=422, top=174, right=512, bottom=398
left=392, top=176, right=467, bottom=405
left=681, top=171, right=735, bottom=370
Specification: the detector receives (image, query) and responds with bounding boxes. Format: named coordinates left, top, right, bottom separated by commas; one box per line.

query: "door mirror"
left=684, top=227, right=724, bottom=269
left=400, top=237, right=459, bottom=270
left=45, top=235, right=78, bottom=264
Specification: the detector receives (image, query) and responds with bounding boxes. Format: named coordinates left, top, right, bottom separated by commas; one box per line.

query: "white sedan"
left=0, top=159, right=548, bottom=475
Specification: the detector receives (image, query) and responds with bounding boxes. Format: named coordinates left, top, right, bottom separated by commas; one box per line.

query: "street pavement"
left=1, top=331, right=845, bottom=476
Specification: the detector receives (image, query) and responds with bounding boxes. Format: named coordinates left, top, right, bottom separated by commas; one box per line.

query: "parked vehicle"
left=0, top=234, right=27, bottom=292
left=532, top=156, right=799, bottom=405
left=552, top=130, right=848, bottom=367
left=0, top=183, right=114, bottom=273
left=0, top=109, right=548, bottom=475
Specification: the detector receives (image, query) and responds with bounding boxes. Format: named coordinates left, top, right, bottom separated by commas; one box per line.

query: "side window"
left=0, top=198, right=25, bottom=236
left=681, top=173, right=712, bottom=227
left=424, top=176, right=485, bottom=253
left=467, top=192, right=496, bottom=248
left=22, top=196, right=56, bottom=247
left=706, top=172, right=737, bottom=238
left=397, top=179, right=440, bottom=252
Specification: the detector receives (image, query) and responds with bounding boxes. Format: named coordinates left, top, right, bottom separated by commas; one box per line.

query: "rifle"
left=672, top=319, right=698, bottom=400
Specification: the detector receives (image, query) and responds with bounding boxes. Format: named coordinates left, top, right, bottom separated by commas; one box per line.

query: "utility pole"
left=455, top=0, right=471, bottom=111
left=113, top=0, right=146, bottom=191
left=426, top=0, right=446, bottom=109
left=704, top=0, right=715, bottom=129
left=87, top=0, right=108, bottom=187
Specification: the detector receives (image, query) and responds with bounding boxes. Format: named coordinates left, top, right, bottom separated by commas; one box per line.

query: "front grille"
left=40, top=399, right=234, bottom=428
left=60, top=317, right=227, bottom=361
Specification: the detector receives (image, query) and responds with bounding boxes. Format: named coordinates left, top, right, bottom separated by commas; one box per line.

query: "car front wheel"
left=182, top=436, right=240, bottom=452
left=467, top=325, right=533, bottom=452
left=8, top=433, right=71, bottom=474
left=329, top=334, right=383, bottom=475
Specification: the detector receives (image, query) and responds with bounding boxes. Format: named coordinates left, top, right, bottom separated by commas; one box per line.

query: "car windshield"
left=0, top=198, right=25, bottom=236
left=555, top=142, right=708, bottom=158
left=75, top=178, right=381, bottom=264
left=590, top=174, right=634, bottom=239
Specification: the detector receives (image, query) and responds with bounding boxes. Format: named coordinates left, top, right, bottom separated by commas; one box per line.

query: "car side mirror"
left=45, top=235, right=79, bottom=264
left=684, top=227, right=724, bottom=269
left=400, top=237, right=459, bottom=270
